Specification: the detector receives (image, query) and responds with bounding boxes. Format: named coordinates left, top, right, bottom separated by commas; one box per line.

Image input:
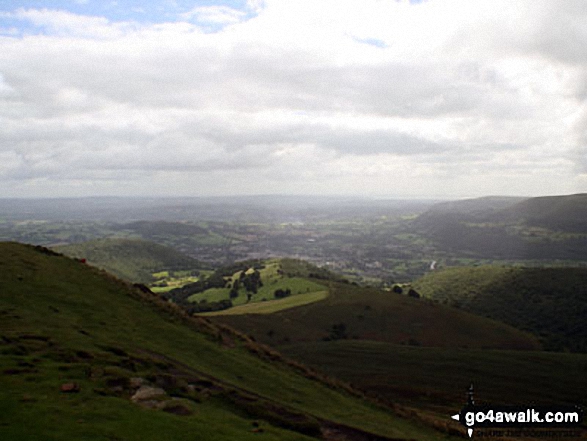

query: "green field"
left=0, top=242, right=450, bottom=440
left=202, top=290, right=329, bottom=316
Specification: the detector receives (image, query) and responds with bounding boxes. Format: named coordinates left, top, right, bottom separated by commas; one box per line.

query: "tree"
left=408, top=288, right=421, bottom=299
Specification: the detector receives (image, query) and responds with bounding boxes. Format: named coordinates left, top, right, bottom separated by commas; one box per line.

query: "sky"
left=0, top=0, right=586, bottom=199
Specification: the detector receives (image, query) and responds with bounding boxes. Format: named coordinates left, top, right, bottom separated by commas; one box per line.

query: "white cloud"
left=0, top=0, right=586, bottom=198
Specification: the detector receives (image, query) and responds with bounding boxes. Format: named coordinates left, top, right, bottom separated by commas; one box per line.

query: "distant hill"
left=54, top=238, right=206, bottom=283
left=492, top=193, right=587, bottom=232
left=0, top=242, right=445, bottom=441
left=420, top=196, right=527, bottom=219
left=413, top=193, right=587, bottom=259
left=210, top=281, right=540, bottom=351
left=413, top=265, right=587, bottom=352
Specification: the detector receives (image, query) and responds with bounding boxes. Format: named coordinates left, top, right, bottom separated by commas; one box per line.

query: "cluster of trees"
left=229, top=270, right=263, bottom=299
left=187, top=299, right=232, bottom=313
left=274, top=288, right=292, bottom=299
left=391, top=285, right=421, bottom=298
left=166, top=261, right=266, bottom=304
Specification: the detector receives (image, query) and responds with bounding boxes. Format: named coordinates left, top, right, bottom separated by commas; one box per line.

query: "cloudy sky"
left=1, top=0, right=586, bottom=199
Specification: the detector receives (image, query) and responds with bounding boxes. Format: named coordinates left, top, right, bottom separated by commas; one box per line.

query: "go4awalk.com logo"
left=451, top=385, right=584, bottom=438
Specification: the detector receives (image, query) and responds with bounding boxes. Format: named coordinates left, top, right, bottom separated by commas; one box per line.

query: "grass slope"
left=202, top=291, right=329, bottom=316
left=211, top=282, right=540, bottom=350
left=496, top=193, right=587, bottom=232
left=413, top=265, right=587, bottom=351
left=0, top=242, right=447, bottom=441
left=54, top=238, right=203, bottom=284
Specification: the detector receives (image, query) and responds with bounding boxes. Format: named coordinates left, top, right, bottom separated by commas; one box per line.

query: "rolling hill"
left=492, top=193, right=587, bottom=232
left=412, top=193, right=587, bottom=260
left=0, top=241, right=451, bottom=440
left=209, top=281, right=541, bottom=350
left=413, top=265, right=587, bottom=352
left=54, top=238, right=206, bottom=284
left=165, top=258, right=344, bottom=314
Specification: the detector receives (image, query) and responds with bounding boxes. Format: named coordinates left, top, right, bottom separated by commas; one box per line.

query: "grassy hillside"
left=0, top=242, right=450, bottom=440
left=413, top=265, right=587, bottom=352
left=211, top=282, right=540, bottom=350
left=54, top=238, right=204, bottom=284
left=495, top=193, right=587, bottom=232
left=413, top=193, right=587, bottom=260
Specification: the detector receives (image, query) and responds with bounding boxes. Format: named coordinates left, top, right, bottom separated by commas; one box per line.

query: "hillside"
left=412, top=193, right=587, bottom=260
left=210, top=281, right=540, bottom=350
left=413, top=265, right=587, bottom=351
left=494, top=193, right=587, bottom=232
left=54, top=238, right=205, bottom=284
left=420, top=196, right=527, bottom=218
left=0, top=241, right=450, bottom=440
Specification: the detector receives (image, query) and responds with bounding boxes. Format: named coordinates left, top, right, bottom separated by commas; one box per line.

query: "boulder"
left=131, top=386, right=166, bottom=402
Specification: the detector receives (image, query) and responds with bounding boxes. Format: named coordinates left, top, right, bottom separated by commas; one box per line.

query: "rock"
left=131, top=386, right=166, bottom=402
left=130, top=377, right=146, bottom=390
left=60, top=383, right=80, bottom=393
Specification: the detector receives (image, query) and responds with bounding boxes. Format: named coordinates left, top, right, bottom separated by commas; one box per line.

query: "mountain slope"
left=413, top=265, right=587, bottom=351
left=0, top=242, right=447, bottom=440
left=54, top=238, right=205, bottom=283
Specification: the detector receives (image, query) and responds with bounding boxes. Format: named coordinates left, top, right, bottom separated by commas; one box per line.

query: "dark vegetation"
left=163, top=260, right=266, bottom=306
left=413, top=266, right=587, bottom=352
left=282, top=341, right=587, bottom=414
left=414, top=193, right=587, bottom=260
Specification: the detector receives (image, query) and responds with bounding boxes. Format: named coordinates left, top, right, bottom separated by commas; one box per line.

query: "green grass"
left=202, top=291, right=329, bottom=316
left=0, top=242, right=449, bottom=440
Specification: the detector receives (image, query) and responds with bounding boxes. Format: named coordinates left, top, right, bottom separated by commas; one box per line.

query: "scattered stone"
left=130, top=377, right=146, bottom=390
left=60, top=382, right=80, bottom=393
left=131, top=386, right=166, bottom=402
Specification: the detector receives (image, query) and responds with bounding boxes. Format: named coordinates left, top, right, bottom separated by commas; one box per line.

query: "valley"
left=1, top=194, right=587, bottom=439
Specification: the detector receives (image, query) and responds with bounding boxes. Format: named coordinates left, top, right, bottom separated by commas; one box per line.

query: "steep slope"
left=413, top=265, right=587, bottom=351
left=0, top=242, right=447, bottom=441
left=54, top=238, right=205, bottom=283
left=210, top=281, right=540, bottom=350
